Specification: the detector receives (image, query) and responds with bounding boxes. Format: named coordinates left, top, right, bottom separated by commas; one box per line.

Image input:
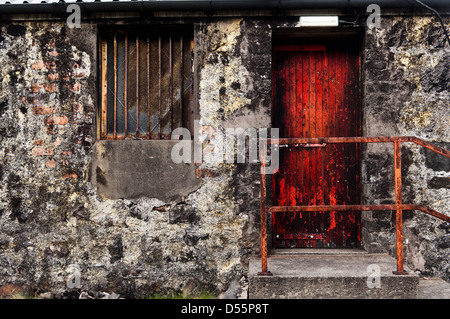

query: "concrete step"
left=248, top=253, right=420, bottom=299
left=418, top=278, right=450, bottom=299
left=271, top=248, right=369, bottom=255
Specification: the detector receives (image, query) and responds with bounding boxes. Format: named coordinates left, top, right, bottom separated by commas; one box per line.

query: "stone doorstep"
left=418, top=278, right=450, bottom=299
left=270, top=248, right=369, bottom=256
left=248, top=253, right=421, bottom=299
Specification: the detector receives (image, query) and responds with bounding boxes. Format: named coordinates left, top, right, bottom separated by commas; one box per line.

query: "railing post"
left=258, top=142, right=272, bottom=276
left=393, top=140, right=408, bottom=275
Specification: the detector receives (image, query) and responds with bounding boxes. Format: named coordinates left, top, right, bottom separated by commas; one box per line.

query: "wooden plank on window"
left=158, top=34, right=162, bottom=139
left=136, top=35, right=139, bottom=136
left=138, top=34, right=148, bottom=136
left=126, top=34, right=137, bottom=135
left=116, top=32, right=126, bottom=137
left=101, top=37, right=108, bottom=140
left=106, top=35, right=115, bottom=136
left=147, top=36, right=151, bottom=139
left=149, top=35, right=160, bottom=139
left=160, top=35, right=171, bottom=139
left=172, top=35, right=182, bottom=131
left=124, top=32, right=128, bottom=137
left=113, top=33, right=117, bottom=139
left=181, top=34, right=190, bottom=132
left=169, top=35, right=173, bottom=135
left=189, top=38, right=195, bottom=136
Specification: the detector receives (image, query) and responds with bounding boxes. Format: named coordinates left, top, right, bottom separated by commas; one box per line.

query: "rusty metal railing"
left=258, top=136, right=450, bottom=276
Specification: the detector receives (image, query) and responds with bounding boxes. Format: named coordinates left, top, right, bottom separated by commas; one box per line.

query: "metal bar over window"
left=169, top=35, right=173, bottom=135
left=124, top=32, right=128, bottom=137
left=100, top=38, right=107, bottom=140
left=180, top=35, right=184, bottom=130
left=158, top=34, right=162, bottom=139
left=147, top=36, right=151, bottom=139
left=113, top=34, right=117, bottom=139
left=136, top=35, right=139, bottom=136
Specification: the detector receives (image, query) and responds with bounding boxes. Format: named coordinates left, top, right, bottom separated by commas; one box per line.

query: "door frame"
left=269, top=27, right=365, bottom=249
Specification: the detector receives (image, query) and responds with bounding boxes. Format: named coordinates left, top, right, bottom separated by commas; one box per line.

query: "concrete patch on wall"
left=89, top=140, right=201, bottom=202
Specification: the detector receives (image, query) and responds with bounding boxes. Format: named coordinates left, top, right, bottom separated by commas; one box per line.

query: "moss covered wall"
left=363, top=16, right=450, bottom=279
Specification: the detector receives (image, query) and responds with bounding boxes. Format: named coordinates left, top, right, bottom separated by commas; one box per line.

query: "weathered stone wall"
left=0, top=14, right=448, bottom=299
left=0, top=22, right=99, bottom=297
left=0, top=18, right=272, bottom=298
left=363, top=16, right=450, bottom=280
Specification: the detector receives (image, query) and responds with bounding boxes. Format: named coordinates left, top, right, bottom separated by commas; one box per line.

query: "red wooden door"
left=272, top=44, right=361, bottom=248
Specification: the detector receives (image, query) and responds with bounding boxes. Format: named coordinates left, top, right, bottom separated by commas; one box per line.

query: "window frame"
left=98, top=25, right=195, bottom=140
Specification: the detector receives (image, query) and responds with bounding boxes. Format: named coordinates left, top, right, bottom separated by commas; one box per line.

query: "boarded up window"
left=100, top=27, right=194, bottom=140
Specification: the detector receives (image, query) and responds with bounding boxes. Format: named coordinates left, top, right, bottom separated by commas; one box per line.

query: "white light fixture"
left=299, top=16, right=339, bottom=27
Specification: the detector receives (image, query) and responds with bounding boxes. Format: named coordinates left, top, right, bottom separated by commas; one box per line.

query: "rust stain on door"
left=272, top=44, right=362, bottom=248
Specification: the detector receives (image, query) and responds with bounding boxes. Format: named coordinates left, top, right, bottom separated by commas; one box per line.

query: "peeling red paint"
left=271, top=45, right=361, bottom=248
